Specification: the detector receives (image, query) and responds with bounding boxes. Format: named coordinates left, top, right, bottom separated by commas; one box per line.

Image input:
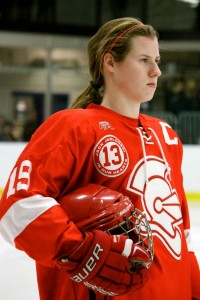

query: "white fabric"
left=0, top=194, right=59, bottom=245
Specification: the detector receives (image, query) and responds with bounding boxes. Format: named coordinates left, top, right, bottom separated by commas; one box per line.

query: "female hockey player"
left=0, top=17, right=200, bottom=300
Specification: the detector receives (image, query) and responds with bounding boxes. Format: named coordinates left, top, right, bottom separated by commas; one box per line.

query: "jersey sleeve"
left=0, top=111, right=85, bottom=268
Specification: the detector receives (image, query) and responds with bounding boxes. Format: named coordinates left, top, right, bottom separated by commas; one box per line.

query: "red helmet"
left=59, top=183, right=154, bottom=267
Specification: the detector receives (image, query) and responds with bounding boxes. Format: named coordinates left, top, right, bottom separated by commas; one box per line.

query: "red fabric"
left=62, top=230, right=148, bottom=296
left=190, top=252, right=200, bottom=299
left=0, top=104, right=199, bottom=299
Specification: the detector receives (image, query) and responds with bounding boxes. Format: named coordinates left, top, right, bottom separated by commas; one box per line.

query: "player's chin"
left=141, top=96, right=153, bottom=104
left=144, top=92, right=156, bottom=102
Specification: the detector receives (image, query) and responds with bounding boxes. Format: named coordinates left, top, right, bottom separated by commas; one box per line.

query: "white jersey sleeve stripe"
left=0, top=195, right=59, bottom=246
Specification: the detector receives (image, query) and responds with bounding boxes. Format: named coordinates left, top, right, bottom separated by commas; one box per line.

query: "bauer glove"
left=58, top=230, right=150, bottom=296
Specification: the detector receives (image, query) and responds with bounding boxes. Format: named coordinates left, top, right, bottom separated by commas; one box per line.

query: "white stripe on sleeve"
left=0, top=194, right=59, bottom=246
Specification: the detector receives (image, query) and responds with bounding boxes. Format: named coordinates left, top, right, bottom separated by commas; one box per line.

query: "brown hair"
left=70, top=17, right=158, bottom=109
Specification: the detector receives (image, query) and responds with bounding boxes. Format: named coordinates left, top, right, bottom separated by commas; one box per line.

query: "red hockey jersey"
left=0, top=103, right=200, bottom=300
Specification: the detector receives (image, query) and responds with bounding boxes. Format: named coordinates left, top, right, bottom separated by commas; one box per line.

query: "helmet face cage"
left=106, top=208, right=154, bottom=268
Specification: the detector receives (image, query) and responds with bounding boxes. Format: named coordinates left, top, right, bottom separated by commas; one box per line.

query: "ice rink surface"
left=0, top=201, right=200, bottom=300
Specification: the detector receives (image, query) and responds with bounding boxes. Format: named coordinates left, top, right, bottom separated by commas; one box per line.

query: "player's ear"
left=103, top=53, right=115, bottom=72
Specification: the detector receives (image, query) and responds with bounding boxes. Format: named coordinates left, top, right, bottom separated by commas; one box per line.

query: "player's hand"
left=58, top=230, right=150, bottom=296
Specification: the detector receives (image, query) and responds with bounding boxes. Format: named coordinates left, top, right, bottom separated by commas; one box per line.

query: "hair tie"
left=108, top=23, right=143, bottom=52
left=90, top=81, right=100, bottom=91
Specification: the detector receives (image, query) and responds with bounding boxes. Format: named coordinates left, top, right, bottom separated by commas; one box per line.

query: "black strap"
left=89, top=289, right=96, bottom=300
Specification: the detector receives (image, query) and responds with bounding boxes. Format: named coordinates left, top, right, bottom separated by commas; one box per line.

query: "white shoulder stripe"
left=0, top=195, right=59, bottom=246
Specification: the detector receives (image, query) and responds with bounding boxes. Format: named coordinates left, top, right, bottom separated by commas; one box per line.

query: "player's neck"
left=101, top=96, right=140, bottom=119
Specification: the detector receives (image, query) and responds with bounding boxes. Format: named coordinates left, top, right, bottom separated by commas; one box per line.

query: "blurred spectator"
left=0, top=120, right=16, bottom=141
left=12, top=120, right=24, bottom=141
left=184, top=77, right=200, bottom=111
left=0, top=110, right=40, bottom=142
left=23, top=109, right=39, bottom=141
left=0, top=115, right=5, bottom=135
left=165, top=78, right=187, bottom=115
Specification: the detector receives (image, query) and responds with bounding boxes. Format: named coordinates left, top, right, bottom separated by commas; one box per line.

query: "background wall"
left=0, top=143, right=200, bottom=195
left=182, top=145, right=200, bottom=194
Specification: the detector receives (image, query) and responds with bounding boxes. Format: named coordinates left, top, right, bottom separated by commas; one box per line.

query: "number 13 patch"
left=93, top=135, right=129, bottom=177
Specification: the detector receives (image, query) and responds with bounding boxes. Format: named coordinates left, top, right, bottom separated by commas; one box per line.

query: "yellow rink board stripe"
left=0, top=188, right=200, bottom=202
left=186, top=192, right=200, bottom=202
